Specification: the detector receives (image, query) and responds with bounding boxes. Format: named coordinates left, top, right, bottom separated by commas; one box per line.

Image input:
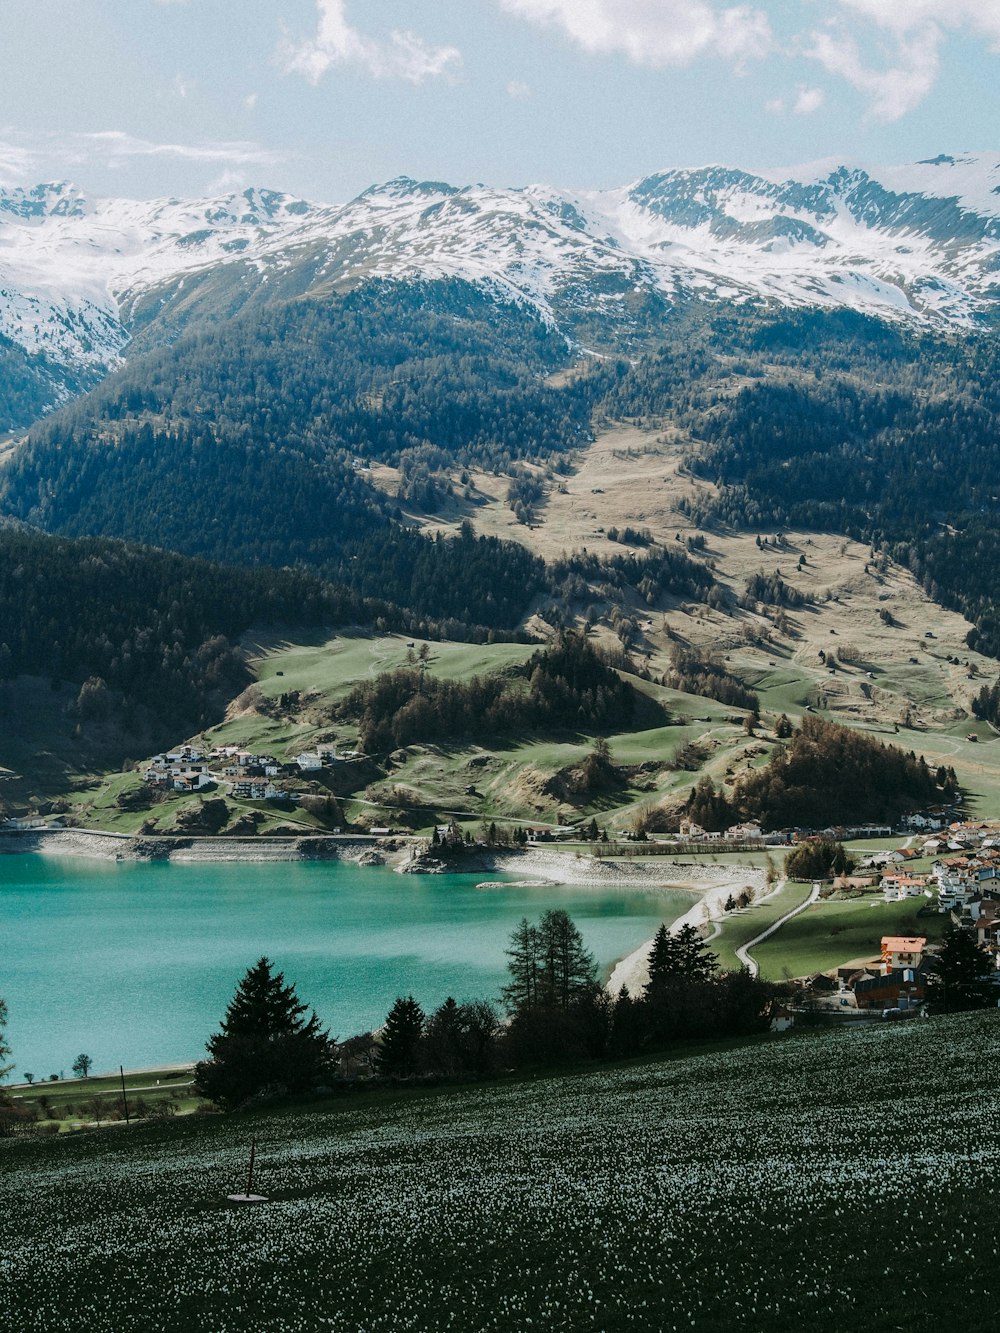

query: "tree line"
left=340, top=631, right=642, bottom=752
left=663, top=645, right=759, bottom=712
left=684, top=715, right=956, bottom=831
left=0, top=525, right=414, bottom=744
left=192, top=909, right=777, bottom=1110
left=0, top=279, right=587, bottom=632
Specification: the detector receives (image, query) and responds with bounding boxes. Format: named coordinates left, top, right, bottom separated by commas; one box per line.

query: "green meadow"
left=4, top=1014, right=1000, bottom=1331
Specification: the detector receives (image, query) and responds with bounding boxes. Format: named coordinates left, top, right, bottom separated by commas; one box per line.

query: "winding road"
left=736, top=880, right=820, bottom=978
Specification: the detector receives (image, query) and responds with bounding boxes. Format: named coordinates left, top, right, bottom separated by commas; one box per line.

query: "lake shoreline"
left=2, top=827, right=767, bottom=1009
left=0, top=827, right=398, bottom=866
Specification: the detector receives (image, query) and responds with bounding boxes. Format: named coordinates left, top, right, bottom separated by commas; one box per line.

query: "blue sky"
left=3, top=0, right=1000, bottom=201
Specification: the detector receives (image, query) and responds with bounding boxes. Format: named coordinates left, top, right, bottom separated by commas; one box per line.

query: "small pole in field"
left=227, top=1136, right=268, bottom=1204
left=120, top=1066, right=130, bottom=1125
left=246, top=1136, right=257, bottom=1196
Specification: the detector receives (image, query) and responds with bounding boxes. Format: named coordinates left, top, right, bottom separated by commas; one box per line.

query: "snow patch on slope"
left=5, top=153, right=1000, bottom=384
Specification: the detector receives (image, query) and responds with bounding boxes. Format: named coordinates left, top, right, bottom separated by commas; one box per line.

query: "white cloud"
left=0, top=138, right=40, bottom=186
left=765, top=95, right=785, bottom=114
left=496, top=0, right=772, bottom=68
left=244, top=93, right=258, bottom=111
left=808, top=22, right=939, bottom=122
left=806, top=1, right=1000, bottom=121
left=207, top=168, right=250, bottom=195
left=837, top=0, right=1000, bottom=47
left=283, top=0, right=462, bottom=85
left=74, top=131, right=281, bottom=166
left=507, top=79, right=531, bottom=99
left=0, top=129, right=282, bottom=185
left=793, top=85, right=824, bottom=116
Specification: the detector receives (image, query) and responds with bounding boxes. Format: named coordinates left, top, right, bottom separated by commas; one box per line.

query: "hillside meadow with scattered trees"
left=684, top=714, right=957, bottom=831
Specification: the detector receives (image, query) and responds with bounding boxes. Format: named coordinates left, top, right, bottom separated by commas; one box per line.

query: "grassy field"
left=752, top=894, right=947, bottom=979
left=8, top=1066, right=198, bottom=1132
left=4, top=1014, right=1000, bottom=1330
left=711, top=879, right=814, bottom=973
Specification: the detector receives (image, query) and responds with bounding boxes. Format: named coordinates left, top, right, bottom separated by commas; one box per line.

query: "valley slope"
left=6, top=158, right=1000, bottom=834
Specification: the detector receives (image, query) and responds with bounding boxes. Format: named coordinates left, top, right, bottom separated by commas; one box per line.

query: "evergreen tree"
left=646, top=923, right=718, bottom=993
left=644, top=924, right=679, bottom=996
left=671, top=924, right=719, bottom=981
left=643, top=922, right=721, bottom=1045
left=379, top=996, right=426, bottom=1077
left=536, top=909, right=599, bottom=1011
left=786, top=839, right=853, bottom=880
left=0, top=998, right=12, bottom=1083
left=194, top=957, right=335, bottom=1110
left=424, top=997, right=464, bottom=1076
left=502, top=918, right=541, bottom=1015
left=926, top=928, right=996, bottom=1013
left=610, top=985, right=644, bottom=1056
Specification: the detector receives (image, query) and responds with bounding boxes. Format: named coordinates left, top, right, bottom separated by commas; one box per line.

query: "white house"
left=936, top=873, right=976, bottom=912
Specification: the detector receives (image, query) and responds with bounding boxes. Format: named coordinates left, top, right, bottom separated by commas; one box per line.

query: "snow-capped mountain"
left=5, top=152, right=1000, bottom=416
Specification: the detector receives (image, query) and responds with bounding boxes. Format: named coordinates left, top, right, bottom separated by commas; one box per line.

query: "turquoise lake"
left=0, top=855, right=692, bottom=1078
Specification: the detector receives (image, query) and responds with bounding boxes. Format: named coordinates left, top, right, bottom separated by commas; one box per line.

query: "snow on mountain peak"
left=5, top=155, right=1000, bottom=395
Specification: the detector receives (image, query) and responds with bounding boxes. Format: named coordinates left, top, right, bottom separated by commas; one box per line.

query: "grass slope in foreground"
left=4, top=1013, right=1000, bottom=1331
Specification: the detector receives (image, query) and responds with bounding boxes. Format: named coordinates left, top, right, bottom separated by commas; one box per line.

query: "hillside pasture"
left=751, top=895, right=947, bottom=980
left=4, top=1015, right=1000, bottom=1330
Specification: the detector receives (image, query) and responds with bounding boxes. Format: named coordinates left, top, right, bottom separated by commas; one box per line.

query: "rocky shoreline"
left=0, top=827, right=402, bottom=865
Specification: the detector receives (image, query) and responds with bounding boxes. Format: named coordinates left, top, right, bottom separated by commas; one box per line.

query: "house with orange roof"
left=881, top=936, right=927, bottom=970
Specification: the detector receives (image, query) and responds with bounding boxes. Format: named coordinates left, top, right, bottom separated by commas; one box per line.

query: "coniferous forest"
left=9, top=293, right=1000, bottom=657
left=684, top=715, right=957, bottom=831
left=341, top=632, right=641, bottom=751
left=6, top=285, right=1000, bottom=781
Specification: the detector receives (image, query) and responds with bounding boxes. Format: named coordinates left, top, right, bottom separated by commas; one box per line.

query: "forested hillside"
left=0, top=525, right=405, bottom=742
left=9, top=288, right=1000, bottom=671
left=0, top=280, right=591, bottom=629
left=342, top=632, right=641, bottom=751
left=685, top=715, right=957, bottom=831
left=601, top=309, right=1000, bottom=657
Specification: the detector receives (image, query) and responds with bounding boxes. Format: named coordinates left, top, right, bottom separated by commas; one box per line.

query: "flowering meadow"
left=4, top=1014, right=1000, bottom=1331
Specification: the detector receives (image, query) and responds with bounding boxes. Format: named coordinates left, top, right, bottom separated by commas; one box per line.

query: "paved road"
left=736, top=880, right=819, bottom=978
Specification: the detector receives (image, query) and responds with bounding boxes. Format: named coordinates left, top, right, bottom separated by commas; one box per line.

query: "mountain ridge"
left=6, top=152, right=1000, bottom=425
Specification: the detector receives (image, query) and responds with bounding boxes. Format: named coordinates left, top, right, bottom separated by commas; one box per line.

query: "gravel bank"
left=0, top=828, right=393, bottom=863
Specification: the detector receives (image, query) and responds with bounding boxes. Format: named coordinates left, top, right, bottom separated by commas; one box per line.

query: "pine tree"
left=644, top=921, right=719, bottom=1042
left=424, top=997, right=464, bottom=1076
left=502, top=917, right=541, bottom=1015
left=610, top=985, right=644, bottom=1056
left=379, top=996, right=426, bottom=1077
left=644, top=924, right=680, bottom=996
left=926, top=927, right=995, bottom=1012
left=194, top=957, right=334, bottom=1110
left=536, top=909, right=598, bottom=1011
left=672, top=924, right=719, bottom=981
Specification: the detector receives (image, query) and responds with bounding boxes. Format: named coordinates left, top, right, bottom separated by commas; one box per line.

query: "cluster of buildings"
left=852, top=821, right=1000, bottom=920
left=792, top=934, right=932, bottom=1018
left=140, top=741, right=355, bottom=802
left=792, top=821, right=1000, bottom=1018
left=678, top=817, right=903, bottom=846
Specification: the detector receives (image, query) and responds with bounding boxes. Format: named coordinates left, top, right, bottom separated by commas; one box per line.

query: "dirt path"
left=736, top=881, right=818, bottom=978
